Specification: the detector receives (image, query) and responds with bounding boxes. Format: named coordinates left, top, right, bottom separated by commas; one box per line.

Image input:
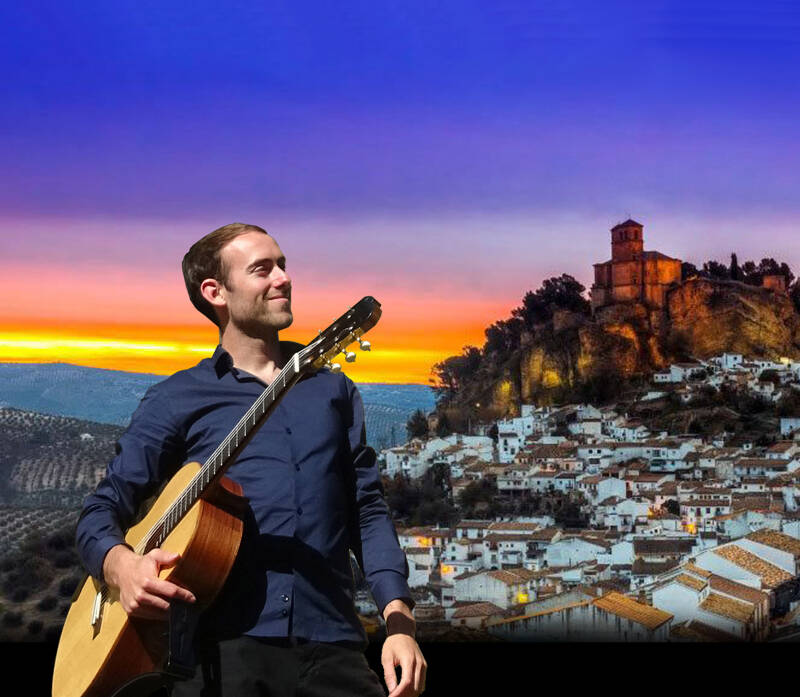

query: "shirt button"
left=286, top=427, right=292, bottom=434
left=281, top=609, right=288, bottom=617
left=297, top=507, right=303, bottom=515
left=281, top=594, right=289, bottom=602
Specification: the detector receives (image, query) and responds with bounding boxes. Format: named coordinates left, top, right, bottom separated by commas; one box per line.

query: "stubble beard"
left=232, top=300, right=293, bottom=340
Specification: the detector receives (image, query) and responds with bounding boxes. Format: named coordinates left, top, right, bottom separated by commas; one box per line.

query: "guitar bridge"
left=91, top=589, right=104, bottom=627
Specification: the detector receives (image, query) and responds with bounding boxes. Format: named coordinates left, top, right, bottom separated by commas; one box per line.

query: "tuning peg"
left=326, top=362, right=342, bottom=373
left=343, top=350, right=356, bottom=363
left=357, top=338, right=371, bottom=351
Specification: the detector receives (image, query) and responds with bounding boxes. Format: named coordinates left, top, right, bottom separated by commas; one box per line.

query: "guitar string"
left=94, top=311, right=368, bottom=614
left=131, top=332, right=332, bottom=555
left=133, top=360, right=292, bottom=555
left=161, top=318, right=367, bottom=549
left=96, top=362, right=294, bottom=610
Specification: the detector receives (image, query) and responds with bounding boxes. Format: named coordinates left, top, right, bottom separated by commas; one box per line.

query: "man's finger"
left=414, top=659, right=424, bottom=693
left=390, top=658, right=412, bottom=697
left=381, top=654, right=398, bottom=693
left=147, top=548, right=181, bottom=567
left=143, top=577, right=196, bottom=603
left=127, top=591, right=171, bottom=618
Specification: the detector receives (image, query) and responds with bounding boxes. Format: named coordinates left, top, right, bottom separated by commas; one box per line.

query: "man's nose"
left=272, top=268, right=291, bottom=287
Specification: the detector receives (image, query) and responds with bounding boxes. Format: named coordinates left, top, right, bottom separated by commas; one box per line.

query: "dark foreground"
left=3, top=639, right=789, bottom=695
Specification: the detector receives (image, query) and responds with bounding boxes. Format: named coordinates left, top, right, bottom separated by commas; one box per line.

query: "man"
left=76, top=223, right=427, bottom=696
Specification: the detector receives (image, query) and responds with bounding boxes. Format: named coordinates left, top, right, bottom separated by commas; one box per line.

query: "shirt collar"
left=210, top=341, right=312, bottom=381
left=211, top=344, right=234, bottom=378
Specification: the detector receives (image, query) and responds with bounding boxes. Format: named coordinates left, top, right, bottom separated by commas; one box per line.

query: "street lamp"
left=469, top=402, right=481, bottom=435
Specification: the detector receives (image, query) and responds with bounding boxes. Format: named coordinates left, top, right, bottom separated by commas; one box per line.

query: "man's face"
left=217, top=231, right=293, bottom=336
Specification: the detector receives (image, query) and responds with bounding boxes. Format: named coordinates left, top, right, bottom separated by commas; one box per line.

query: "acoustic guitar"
left=53, top=296, right=382, bottom=697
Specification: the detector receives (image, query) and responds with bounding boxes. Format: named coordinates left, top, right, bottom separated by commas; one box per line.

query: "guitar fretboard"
left=137, top=354, right=302, bottom=555
left=128, top=295, right=381, bottom=558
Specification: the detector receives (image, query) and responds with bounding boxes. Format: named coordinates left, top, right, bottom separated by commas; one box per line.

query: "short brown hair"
left=182, top=222, right=269, bottom=326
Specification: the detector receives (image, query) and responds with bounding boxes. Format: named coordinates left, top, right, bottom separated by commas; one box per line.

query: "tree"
left=430, top=346, right=482, bottom=404
left=702, top=260, right=730, bottom=280
left=747, top=257, right=780, bottom=286
left=406, top=409, right=429, bottom=440
left=383, top=473, right=420, bottom=521
left=790, top=280, right=800, bottom=315
left=740, top=393, right=770, bottom=415
left=484, top=317, right=524, bottom=354
left=411, top=499, right=459, bottom=526
left=741, top=260, right=759, bottom=285
left=759, top=257, right=781, bottom=276
left=779, top=262, right=796, bottom=287
left=759, top=369, right=781, bottom=386
left=681, top=262, right=699, bottom=280
left=420, top=462, right=451, bottom=499
left=435, top=413, right=453, bottom=437
left=554, top=500, right=587, bottom=528
left=740, top=258, right=795, bottom=287
left=778, top=390, right=800, bottom=417
left=730, top=253, right=741, bottom=281
left=511, top=274, right=590, bottom=330
left=457, top=479, right=505, bottom=517
left=536, top=274, right=591, bottom=314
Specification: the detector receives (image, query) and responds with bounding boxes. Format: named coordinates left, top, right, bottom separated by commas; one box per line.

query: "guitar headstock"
left=298, top=296, right=382, bottom=373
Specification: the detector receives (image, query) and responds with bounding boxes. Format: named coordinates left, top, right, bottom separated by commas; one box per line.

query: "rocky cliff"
left=667, top=277, right=800, bottom=358
left=444, top=278, right=800, bottom=417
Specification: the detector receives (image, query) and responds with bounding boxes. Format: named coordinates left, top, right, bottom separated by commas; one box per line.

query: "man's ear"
left=200, top=278, right=226, bottom=310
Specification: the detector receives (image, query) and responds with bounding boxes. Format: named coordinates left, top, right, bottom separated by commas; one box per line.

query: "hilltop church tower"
left=611, top=219, right=644, bottom=262
left=591, top=219, right=682, bottom=313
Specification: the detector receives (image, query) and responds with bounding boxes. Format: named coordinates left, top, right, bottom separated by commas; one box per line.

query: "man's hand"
left=102, top=544, right=196, bottom=620
left=380, top=599, right=427, bottom=697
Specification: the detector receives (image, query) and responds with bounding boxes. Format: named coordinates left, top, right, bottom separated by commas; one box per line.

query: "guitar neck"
left=143, top=353, right=303, bottom=553
left=136, top=294, right=382, bottom=556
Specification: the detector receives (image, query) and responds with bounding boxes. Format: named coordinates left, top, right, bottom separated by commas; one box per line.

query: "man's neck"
left=219, top=328, right=285, bottom=384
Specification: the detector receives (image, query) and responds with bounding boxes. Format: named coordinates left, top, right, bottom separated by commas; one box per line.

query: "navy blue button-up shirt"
left=76, top=343, right=413, bottom=649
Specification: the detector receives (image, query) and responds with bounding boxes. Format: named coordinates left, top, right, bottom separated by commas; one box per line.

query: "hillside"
left=0, top=408, right=114, bottom=641
left=0, top=363, right=436, bottom=451
left=436, top=277, right=800, bottom=419
left=0, top=408, right=122, bottom=507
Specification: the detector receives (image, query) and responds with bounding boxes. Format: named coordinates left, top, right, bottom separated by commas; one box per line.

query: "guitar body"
left=53, top=462, right=246, bottom=697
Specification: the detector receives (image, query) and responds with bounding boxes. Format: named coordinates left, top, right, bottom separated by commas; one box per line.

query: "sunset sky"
left=3, top=2, right=800, bottom=383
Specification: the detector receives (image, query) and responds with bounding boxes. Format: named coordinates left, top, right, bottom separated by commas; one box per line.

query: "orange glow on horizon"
left=2, top=259, right=520, bottom=383
left=0, top=319, right=491, bottom=384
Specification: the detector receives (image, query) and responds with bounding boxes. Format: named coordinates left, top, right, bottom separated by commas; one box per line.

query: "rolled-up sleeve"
left=75, top=384, right=184, bottom=582
left=342, top=376, right=414, bottom=615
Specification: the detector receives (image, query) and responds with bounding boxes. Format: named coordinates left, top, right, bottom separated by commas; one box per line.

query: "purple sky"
left=3, top=1, right=800, bottom=335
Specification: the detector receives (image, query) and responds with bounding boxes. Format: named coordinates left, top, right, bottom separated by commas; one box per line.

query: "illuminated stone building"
left=590, top=219, right=682, bottom=313
left=762, top=273, right=787, bottom=293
